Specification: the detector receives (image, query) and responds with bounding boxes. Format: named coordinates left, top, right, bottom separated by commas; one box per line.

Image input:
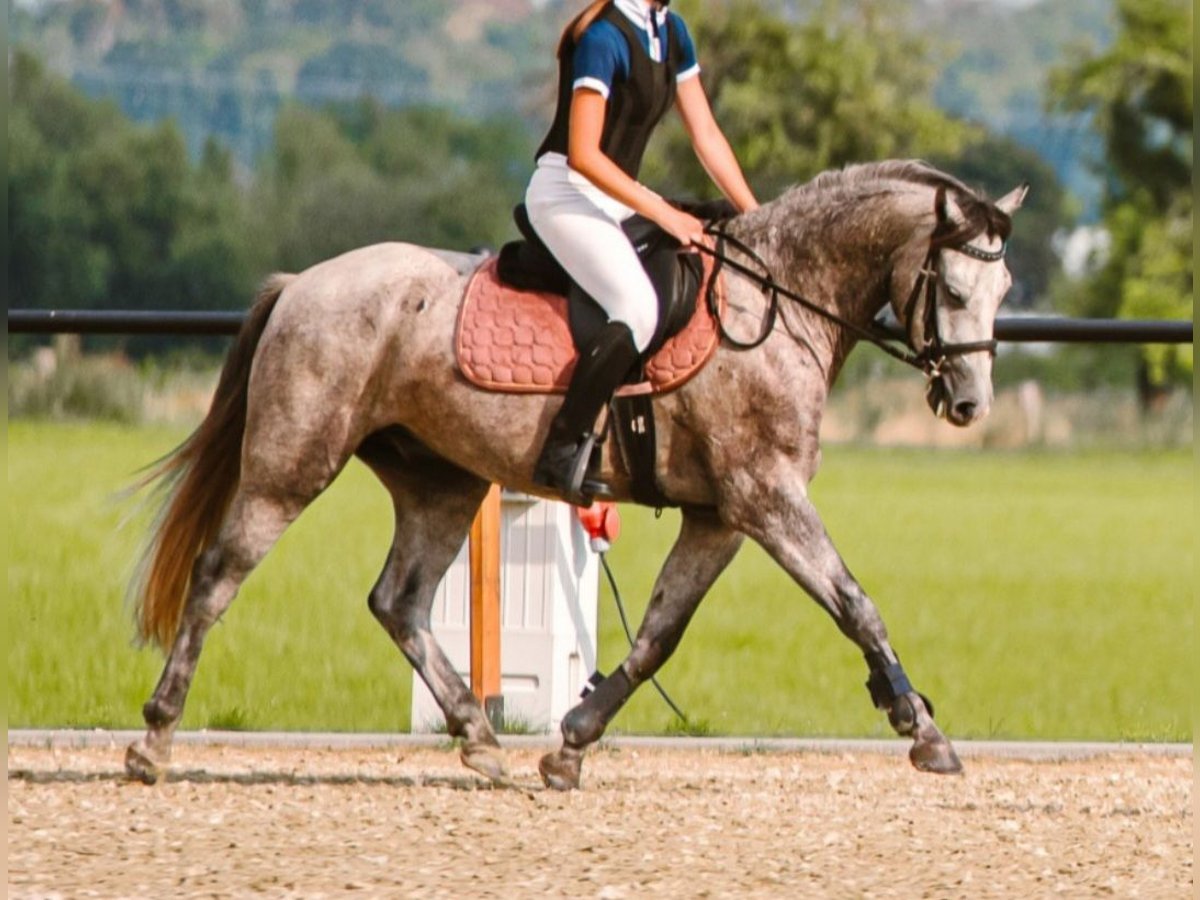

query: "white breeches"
left=524, top=153, right=658, bottom=352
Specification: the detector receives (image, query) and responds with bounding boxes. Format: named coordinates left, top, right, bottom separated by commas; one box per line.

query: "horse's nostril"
left=953, top=400, right=977, bottom=420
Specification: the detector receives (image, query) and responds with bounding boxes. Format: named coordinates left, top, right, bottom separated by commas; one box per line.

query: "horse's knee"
left=626, top=639, right=671, bottom=682
left=623, top=307, right=658, bottom=354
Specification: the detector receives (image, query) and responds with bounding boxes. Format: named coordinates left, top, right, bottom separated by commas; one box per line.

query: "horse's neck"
left=724, top=213, right=897, bottom=379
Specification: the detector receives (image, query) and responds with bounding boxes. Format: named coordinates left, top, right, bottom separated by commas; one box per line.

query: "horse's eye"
left=943, top=284, right=966, bottom=304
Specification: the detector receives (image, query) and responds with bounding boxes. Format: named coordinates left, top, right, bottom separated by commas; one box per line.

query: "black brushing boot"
left=533, top=321, right=640, bottom=506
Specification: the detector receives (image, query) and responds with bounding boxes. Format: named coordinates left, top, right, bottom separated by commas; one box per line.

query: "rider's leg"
left=525, top=158, right=659, bottom=351
left=532, top=320, right=639, bottom=503
left=525, top=159, right=658, bottom=504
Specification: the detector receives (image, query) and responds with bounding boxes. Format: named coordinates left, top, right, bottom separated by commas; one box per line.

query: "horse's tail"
left=134, top=274, right=294, bottom=651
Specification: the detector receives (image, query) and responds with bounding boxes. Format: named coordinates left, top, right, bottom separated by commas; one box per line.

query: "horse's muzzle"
left=926, top=377, right=988, bottom=427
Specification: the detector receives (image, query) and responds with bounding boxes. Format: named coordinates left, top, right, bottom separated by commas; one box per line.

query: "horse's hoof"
left=538, top=749, right=582, bottom=791
left=909, top=736, right=964, bottom=775
left=124, top=741, right=166, bottom=785
left=460, top=743, right=509, bottom=782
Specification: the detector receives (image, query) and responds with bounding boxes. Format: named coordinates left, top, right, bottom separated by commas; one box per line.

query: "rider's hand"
left=657, top=206, right=706, bottom=249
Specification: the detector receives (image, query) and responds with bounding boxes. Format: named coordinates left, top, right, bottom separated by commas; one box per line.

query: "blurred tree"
left=644, top=0, right=976, bottom=200
left=168, top=138, right=263, bottom=312
left=8, top=51, right=261, bottom=315
left=68, top=121, right=191, bottom=309
left=295, top=41, right=430, bottom=106
left=1049, top=0, right=1192, bottom=391
left=256, top=99, right=530, bottom=271
left=9, top=51, right=119, bottom=310
left=9, top=52, right=531, bottom=323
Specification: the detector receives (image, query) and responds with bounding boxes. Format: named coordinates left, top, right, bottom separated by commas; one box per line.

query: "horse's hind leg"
left=358, top=437, right=504, bottom=780
left=540, top=509, right=744, bottom=790
left=125, top=486, right=315, bottom=783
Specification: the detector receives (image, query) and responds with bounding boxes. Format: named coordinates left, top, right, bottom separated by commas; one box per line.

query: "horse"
left=125, top=160, right=1026, bottom=790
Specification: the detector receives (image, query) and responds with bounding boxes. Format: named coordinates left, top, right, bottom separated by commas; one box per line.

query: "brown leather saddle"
left=457, top=200, right=732, bottom=397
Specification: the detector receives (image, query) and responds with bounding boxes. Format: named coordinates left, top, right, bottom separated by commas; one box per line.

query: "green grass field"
left=7, top=420, right=1193, bottom=741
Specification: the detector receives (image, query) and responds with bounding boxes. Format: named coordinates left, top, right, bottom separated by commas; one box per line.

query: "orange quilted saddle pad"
left=456, top=254, right=725, bottom=397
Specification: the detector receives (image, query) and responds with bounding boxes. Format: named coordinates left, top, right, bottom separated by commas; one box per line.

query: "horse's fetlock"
left=143, top=697, right=178, bottom=728
left=561, top=666, right=633, bottom=746
left=444, top=717, right=468, bottom=740
left=887, top=695, right=919, bottom=735
left=561, top=706, right=604, bottom=747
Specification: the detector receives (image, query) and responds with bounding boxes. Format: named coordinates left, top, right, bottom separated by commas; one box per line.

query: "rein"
left=697, top=214, right=1006, bottom=378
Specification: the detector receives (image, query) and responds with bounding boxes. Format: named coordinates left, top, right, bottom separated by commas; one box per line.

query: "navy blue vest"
left=536, top=4, right=682, bottom=179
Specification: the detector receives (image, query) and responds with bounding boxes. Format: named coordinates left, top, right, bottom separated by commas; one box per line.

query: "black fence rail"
left=6, top=309, right=1194, bottom=344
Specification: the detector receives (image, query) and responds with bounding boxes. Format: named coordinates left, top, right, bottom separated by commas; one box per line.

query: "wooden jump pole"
left=468, top=484, right=503, bottom=728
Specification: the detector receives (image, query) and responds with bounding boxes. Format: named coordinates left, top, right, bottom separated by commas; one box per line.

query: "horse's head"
left=892, top=182, right=1028, bottom=427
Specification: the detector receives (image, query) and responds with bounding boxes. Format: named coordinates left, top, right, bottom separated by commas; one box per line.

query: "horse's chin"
left=925, top=378, right=951, bottom=421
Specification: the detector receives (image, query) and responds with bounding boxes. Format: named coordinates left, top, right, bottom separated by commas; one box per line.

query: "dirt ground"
left=7, top=742, right=1193, bottom=899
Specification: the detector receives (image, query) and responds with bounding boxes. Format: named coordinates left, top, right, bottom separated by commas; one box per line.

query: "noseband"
left=698, top=196, right=1007, bottom=379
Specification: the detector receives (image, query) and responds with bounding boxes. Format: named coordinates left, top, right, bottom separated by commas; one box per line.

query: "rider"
left=527, top=0, right=758, bottom=503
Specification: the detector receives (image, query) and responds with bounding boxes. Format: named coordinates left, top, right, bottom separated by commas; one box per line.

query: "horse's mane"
left=791, top=160, right=1013, bottom=243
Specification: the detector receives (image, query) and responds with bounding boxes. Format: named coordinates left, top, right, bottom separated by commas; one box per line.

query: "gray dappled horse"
left=127, top=160, right=1026, bottom=789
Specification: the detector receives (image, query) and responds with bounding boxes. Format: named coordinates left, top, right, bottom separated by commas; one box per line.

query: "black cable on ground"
left=599, top=552, right=689, bottom=724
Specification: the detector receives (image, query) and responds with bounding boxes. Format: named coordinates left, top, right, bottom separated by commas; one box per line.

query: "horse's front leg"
left=728, top=482, right=962, bottom=775
left=539, top=509, right=743, bottom=790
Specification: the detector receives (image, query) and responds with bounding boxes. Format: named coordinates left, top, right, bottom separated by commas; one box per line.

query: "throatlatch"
left=864, top=651, right=935, bottom=735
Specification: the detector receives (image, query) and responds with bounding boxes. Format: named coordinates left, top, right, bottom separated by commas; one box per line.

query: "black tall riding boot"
left=533, top=321, right=640, bottom=506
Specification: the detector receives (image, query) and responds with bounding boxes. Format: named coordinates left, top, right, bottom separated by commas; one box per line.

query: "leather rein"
left=696, top=209, right=1006, bottom=379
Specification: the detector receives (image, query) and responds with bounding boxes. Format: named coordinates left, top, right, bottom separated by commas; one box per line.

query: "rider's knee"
left=613, top=287, right=658, bottom=353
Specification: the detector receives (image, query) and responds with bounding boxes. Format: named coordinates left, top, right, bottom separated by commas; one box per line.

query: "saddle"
left=456, top=200, right=733, bottom=397
left=455, top=200, right=733, bottom=507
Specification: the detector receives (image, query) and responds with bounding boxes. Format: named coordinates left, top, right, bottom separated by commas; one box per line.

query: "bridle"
left=697, top=191, right=1007, bottom=379
left=900, top=224, right=1005, bottom=378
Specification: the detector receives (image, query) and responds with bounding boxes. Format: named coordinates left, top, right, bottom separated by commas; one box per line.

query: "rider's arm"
left=567, top=88, right=705, bottom=246
left=674, top=76, right=759, bottom=214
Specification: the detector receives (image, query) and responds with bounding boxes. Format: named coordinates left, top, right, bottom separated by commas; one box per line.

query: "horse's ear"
left=995, top=183, right=1030, bottom=215
left=935, top=186, right=951, bottom=225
